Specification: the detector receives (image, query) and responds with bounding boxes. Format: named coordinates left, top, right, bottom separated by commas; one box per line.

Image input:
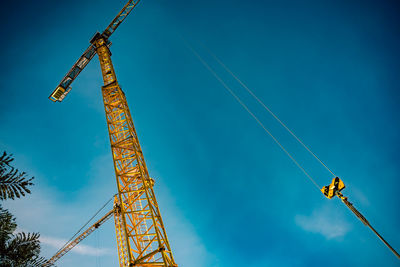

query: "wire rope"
left=204, top=46, right=336, bottom=177
left=53, top=194, right=115, bottom=256
left=181, top=36, right=400, bottom=261
left=183, top=40, right=321, bottom=190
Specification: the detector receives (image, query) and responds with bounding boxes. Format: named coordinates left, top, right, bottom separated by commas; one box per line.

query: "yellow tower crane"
left=49, top=1, right=177, bottom=266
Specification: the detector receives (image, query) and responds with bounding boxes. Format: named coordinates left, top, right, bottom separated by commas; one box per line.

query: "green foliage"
left=0, top=152, right=34, bottom=200
left=0, top=206, right=50, bottom=267
left=0, top=205, right=16, bottom=244
left=0, top=152, right=51, bottom=266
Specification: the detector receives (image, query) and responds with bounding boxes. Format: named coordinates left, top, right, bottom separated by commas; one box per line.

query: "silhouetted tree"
left=0, top=152, right=33, bottom=200
left=0, top=207, right=48, bottom=266
left=0, top=152, right=50, bottom=266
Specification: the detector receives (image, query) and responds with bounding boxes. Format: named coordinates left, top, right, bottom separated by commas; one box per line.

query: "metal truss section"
left=103, top=0, right=141, bottom=38
left=95, top=37, right=176, bottom=266
left=114, top=196, right=130, bottom=267
left=43, top=209, right=114, bottom=266
left=49, top=0, right=141, bottom=102
left=49, top=44, right=97, bottom=102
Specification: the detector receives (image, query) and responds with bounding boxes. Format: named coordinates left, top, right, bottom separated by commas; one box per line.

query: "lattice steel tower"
left=49, top=1, right=177, bottom=266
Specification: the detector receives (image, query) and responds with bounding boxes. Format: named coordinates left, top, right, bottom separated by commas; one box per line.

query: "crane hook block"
left=321, top=177, right=345, bottom=199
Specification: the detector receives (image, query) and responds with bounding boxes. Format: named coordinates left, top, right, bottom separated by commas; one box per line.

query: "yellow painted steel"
left=321, top=177, right=345, bottom=199
left=114, top=196, right=130, bottom=267
left=93, top=36, right=177, bottom=266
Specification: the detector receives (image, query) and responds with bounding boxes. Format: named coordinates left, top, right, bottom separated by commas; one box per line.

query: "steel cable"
left=204, top=46, right=336, bottom=178
left=52, top=194, right=115, bottom=257
left=181, top=37, right=400, bottom=260
left=183, top=40, right=321, bottom=190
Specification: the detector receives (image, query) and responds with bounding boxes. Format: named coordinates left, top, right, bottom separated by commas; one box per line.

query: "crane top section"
left=49, top=0, right=140, bottom=102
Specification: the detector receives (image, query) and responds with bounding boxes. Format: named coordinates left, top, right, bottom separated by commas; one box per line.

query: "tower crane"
left=49, top=1, right=177, bottom=266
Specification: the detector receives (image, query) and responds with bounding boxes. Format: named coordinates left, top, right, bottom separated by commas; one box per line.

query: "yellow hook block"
left=321, top=177, right=345, bottom=199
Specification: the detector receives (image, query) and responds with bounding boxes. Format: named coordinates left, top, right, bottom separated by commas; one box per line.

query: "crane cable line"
left=183, top=38, right=400, bottom=260
left=183, top=39, right=321, bottom=191
left=204, top=47, right=336, bottom=177
left=52, top=194, right=115, bottom=257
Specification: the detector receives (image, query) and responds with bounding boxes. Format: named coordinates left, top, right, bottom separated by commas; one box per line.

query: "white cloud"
left=295, top=206, right=351, bottom=239
left=39, top=235, right=113, bottom=256
left=149, top=179, right=217, bottom=267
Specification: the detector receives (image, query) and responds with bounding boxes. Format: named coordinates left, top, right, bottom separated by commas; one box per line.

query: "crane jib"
left=49, top=41, right=111, bottom=102
left=49, top=0, right=140, bottom=103
left=103, top=0, right=140, bottom=38
left=49, top=44, right=97, bottom=102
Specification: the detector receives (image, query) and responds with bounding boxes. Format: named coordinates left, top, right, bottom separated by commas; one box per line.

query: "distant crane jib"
left=43, top=209, right=114, bottom=266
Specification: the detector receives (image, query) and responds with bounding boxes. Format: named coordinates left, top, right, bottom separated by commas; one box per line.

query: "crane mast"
left=93, top=34, right=176, bottom=266
left=49, top=1, right=177, bottom=266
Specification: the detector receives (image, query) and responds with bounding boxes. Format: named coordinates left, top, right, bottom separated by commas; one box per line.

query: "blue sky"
left=1, top=0, right=399, bottom=266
